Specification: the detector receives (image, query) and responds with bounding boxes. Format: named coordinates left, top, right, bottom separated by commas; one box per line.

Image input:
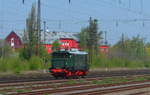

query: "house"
left=5, top=31, right=22, bottom=49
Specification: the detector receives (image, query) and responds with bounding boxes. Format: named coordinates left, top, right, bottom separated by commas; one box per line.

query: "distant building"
left=99, top=45, right=109, bottom=53
left=5, top=31, right=22, bottom=49
left=5, top=31, right=109, bottom=54
left=41, top=31, right=78, bottom=44
left=41, top=31, right=79, bottom=54
left=5, top=31, right=79, bottom=53
left=44, top=38, right=79, bottom=54
left=59, top=38, right=79, bottom=49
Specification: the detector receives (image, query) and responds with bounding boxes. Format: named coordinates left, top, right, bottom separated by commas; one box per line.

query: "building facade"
left=5, top=31, right=22, bottom=49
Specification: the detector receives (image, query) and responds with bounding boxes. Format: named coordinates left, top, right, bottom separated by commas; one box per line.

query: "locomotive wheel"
left=61, top=76, right=67, bottom=79
left=73, top=76, right=78, bottom=79
left=81, top=76, right=85, bottom=78
left=54, top=76, right=58, bottom=79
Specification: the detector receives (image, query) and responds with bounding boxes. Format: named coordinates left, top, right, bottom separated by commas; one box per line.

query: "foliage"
left=0, top=55, right=50, bottom=74
left=90, top=52, right=150, bottom=69
left=79, top=17, right=102, bottom=64
left=79, top=28, right=89, bottom=50
left=0, top=57, right=27, bottom=74
left=52, top=40, right=61, bottom=51
left=19, top=4, right=50, bottom=61
left=28, top=56, right=45, bottom=70
left=20, top=4, right=43, bottom=60
left=0, top=40, right=12, bottom=58
left=111, top=35, right=146, bottom=60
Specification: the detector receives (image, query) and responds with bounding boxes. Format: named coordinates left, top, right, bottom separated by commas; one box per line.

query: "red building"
left=44, top=44, right=52, bottom=54
left=99, top=45, right=109, bottom=53
left=5, top=31, right=22, bottom=49
left=44, top=38, right=79, bottom=54
left=59, top=38, right=79, bottom=50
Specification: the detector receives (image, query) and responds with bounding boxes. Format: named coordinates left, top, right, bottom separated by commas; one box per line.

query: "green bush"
left=0, top=55, right=51, bottom=74
left=126, top=60, right=145, bottom=68
left=0, top=57, right=29, bottom=74
left=144, top=61, right=150, bottom=68
left=28, top=56, right=45, bottom=70
left=90, top=54, right=150, bottom=69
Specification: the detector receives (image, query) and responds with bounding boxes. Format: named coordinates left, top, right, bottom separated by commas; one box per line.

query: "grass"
left=90, top=54, right=150, bottom=69
left=78, top=79, right=85, bottom=83
left=16, top=89, right=32, bottom=93
left=0, top=56, right=51, bottom=74
left=43, top=94, right=49, bottom=95
left=66, top=80, right=78, bottom=85
left=65, top=79, right=86, bottom=85
left=0, top=92, right=7, bottom=95
left=91, top=76, right=150, bottom=85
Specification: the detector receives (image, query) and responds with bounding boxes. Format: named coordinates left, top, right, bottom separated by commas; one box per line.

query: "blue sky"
left=0, top=0, right=150, bottom=45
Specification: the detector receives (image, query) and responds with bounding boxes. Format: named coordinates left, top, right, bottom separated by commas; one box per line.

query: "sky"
left=0, top=0, right=150, bottom=45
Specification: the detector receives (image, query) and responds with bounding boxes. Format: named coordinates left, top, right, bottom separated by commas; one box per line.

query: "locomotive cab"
left=49, top=50, right=88, bottom=78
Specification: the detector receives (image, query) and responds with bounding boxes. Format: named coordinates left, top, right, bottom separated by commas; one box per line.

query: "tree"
left=79, top=28, right=89, bottom=50
left=52, top=40, right=61, bottom=52
left=111, top=35, right=146, bottom=60
left=79, top=17, right=102, bottom=64
left=20, top=4, right=43, bottom=60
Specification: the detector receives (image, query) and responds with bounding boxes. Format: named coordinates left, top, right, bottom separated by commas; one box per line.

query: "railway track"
left=0, top=75, right=150, bottom=95
left=1, top=69, right=150, bottom=83
left=1, top=69, right=150, bottom=95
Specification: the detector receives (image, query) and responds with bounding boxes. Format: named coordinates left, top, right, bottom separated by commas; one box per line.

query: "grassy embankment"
left=0, top=56, right=50, bottom=74
left=90, top=54, right=150, bottom=69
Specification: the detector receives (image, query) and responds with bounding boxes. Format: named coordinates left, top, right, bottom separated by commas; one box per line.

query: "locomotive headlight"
left=70, top=55, right=72, bottom=58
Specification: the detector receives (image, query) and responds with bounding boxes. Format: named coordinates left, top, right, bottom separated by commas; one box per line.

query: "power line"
left=41, top=2, right=92, bottom=20
left=96, top=0, right=150, bottom=18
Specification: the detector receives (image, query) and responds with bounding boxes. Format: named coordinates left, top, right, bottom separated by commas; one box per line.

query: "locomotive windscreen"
left=52, top=52, right=70, bottom=58
left=51, top=52, right=71, bottom=69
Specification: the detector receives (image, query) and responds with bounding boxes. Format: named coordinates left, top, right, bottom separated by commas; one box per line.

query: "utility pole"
left=121, top=33, right=125, bottom=48
left=129, top=0, right=131, bottom=9
left=43, top=21, right=46, bottom=43
left=59, top=20, right=62, bottom=30
left=104, top=31, right=108, bottom=45
left=37, top=0, right=41, bottom=44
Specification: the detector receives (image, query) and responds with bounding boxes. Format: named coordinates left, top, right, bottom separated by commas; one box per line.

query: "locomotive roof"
left=68, top=51, right=88, bottom=55
left=53, top=50, right=88, bottom=55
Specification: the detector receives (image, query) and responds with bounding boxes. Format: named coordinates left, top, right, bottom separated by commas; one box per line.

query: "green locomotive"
left=49, top=50, right=89, bottom=78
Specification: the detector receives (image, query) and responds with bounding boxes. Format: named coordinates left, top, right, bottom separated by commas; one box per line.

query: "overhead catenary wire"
left=0, top=1, right=150, bottom=32
left=96, top=0, right=150, bottom=18
left=0, top=0, right=147, bottom=26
